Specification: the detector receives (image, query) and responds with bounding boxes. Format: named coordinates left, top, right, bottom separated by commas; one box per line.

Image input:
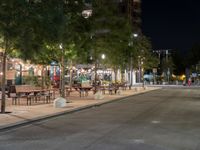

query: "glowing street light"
left=133, top=33, right=138, bottom=37
left=101, top=54, right=106, bottom=60
left=59, top=44, right=63, bottom=50
left=129, top=33, right=139, bottom=88
left=82, top=9, right=92, bottom=19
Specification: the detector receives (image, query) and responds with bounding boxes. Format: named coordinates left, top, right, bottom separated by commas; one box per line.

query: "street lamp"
left=133, top=33, right=138, bottom=38
left=93, top=53, right=106, bottom=93
left=82, top=9, right=92, bottom=19
left=90, top=53, right=106, bottom=93
left=101, top=54, right=105, bottom=60
left=59, top=43, right=63, bottom=50
left=129, top=33, right=138, bottom=88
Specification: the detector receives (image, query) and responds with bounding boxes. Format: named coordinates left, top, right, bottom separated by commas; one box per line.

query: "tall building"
left=118, top=0, right=142, bottom=32
left=132, top=0, right=141, bottom=32
left=83, top=0, right=142, bottom=32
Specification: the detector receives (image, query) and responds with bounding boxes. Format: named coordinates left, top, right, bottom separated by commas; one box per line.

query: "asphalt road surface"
left=1, top=88, right=200, bottom=150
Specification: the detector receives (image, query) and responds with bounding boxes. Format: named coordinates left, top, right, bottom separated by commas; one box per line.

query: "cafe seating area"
left=0, top=81, right=130, bottom=106
left=8, top=85, right=54, bottom=106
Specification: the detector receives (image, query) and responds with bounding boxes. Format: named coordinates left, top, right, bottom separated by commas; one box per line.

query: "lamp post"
left=101, top=54, right=106, bottom=81
left=91, top=53, right=106, bottom=93
left=129, top=33, right=138, bottom=88
left=94, top=48, right=98, bottom=93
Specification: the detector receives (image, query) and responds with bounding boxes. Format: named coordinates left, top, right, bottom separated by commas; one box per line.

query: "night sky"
left=141, top=0, right=200, bottom=53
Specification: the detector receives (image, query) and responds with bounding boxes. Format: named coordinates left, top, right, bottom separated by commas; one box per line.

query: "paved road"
left=1, top=88, right=200, bottom=150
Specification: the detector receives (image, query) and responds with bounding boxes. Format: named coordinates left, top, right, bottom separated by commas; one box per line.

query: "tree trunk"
left=93, top=48, right=98, bottom=94
left=114, top=67, right=117, bottom=84
left=69, top=60, right=73, bottom=89
left=130, top=53, right=133, bottom=87
left=41, top=65, right=45, bottom=89
left=121, top=69, right=124, bottom=83
left=60, top=54, right=65, bottom=98
left=94, top=58, right=97, bottom=93
left=1, top=39, right=8, bottom=113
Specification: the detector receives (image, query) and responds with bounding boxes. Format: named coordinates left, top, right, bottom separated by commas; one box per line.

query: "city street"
left=1, top=88, right=200, bottom=150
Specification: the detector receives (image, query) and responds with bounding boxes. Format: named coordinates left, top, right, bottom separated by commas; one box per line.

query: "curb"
left=0, top=88, right=161, bottom=132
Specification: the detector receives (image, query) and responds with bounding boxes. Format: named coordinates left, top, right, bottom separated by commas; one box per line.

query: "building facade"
left=118, top=0, right=141, bottom=32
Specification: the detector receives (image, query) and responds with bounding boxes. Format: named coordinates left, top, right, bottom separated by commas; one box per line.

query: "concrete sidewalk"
left=0, top=87, right=160, bottom=131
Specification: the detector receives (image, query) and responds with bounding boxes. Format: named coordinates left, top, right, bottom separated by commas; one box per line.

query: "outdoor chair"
left=26, top=93, right=35, bottom=105
left=40, top=91, right=51, bottom=103
left=34, top=92, right=42, bottom=103
left=10, top=93, right=20, bottom=105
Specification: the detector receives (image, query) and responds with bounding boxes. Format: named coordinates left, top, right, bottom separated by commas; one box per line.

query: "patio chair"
left=40, top=91, right=51, bottom=103
left=10, top=93, right=20, bottom=105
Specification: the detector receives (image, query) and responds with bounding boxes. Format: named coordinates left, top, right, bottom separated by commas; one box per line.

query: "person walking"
left=188, top=78, right=192, bottom=86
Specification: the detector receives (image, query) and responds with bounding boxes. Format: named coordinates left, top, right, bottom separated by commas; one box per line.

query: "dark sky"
left=141, top=0, right=200, bottom=53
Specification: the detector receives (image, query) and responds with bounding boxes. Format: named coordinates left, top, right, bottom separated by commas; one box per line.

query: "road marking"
left=132, top=139, right=145, bottom=144
left=151, top=120, right=161, bottom=124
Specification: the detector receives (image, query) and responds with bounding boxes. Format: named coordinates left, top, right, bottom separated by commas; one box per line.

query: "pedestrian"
left=188, top=78, right=191, bottom=86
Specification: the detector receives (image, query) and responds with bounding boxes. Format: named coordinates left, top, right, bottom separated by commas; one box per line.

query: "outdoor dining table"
left=77, top=86, right=93, bottom=97
left=17, top=89, right=51, bottom=105
left=98, top=85, right=119, bottom=95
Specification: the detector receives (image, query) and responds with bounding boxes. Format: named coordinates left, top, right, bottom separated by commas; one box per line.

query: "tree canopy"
left=0, top=0, right=158, bottom=112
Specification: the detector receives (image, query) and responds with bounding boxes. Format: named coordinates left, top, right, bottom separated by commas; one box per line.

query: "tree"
left=17, top=0, right=86, bottom=97
left=85, top=0, right=134, bottom=84
left=0, top=0, right=87, bottom=112
left=136, top=36, right=159, bottom=70
left=82, top=0, right=157, bottom=85
left=0, top=0, right=26, bottom=113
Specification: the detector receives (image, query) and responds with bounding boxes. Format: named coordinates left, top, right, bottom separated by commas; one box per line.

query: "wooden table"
left=17, top=89, right=51, bottom=105
left=77, top=87, right=93, bottom=97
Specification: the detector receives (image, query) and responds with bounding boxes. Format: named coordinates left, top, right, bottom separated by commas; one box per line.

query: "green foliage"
left=0, top=0, right=156, bottom=72
left=136, top=36, right=159, bottom=70
left=23, top=76, right=39, bottom=86
left=3, top=0, right=86, bottom=65
left=85, top=1, right=132, bottom=70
